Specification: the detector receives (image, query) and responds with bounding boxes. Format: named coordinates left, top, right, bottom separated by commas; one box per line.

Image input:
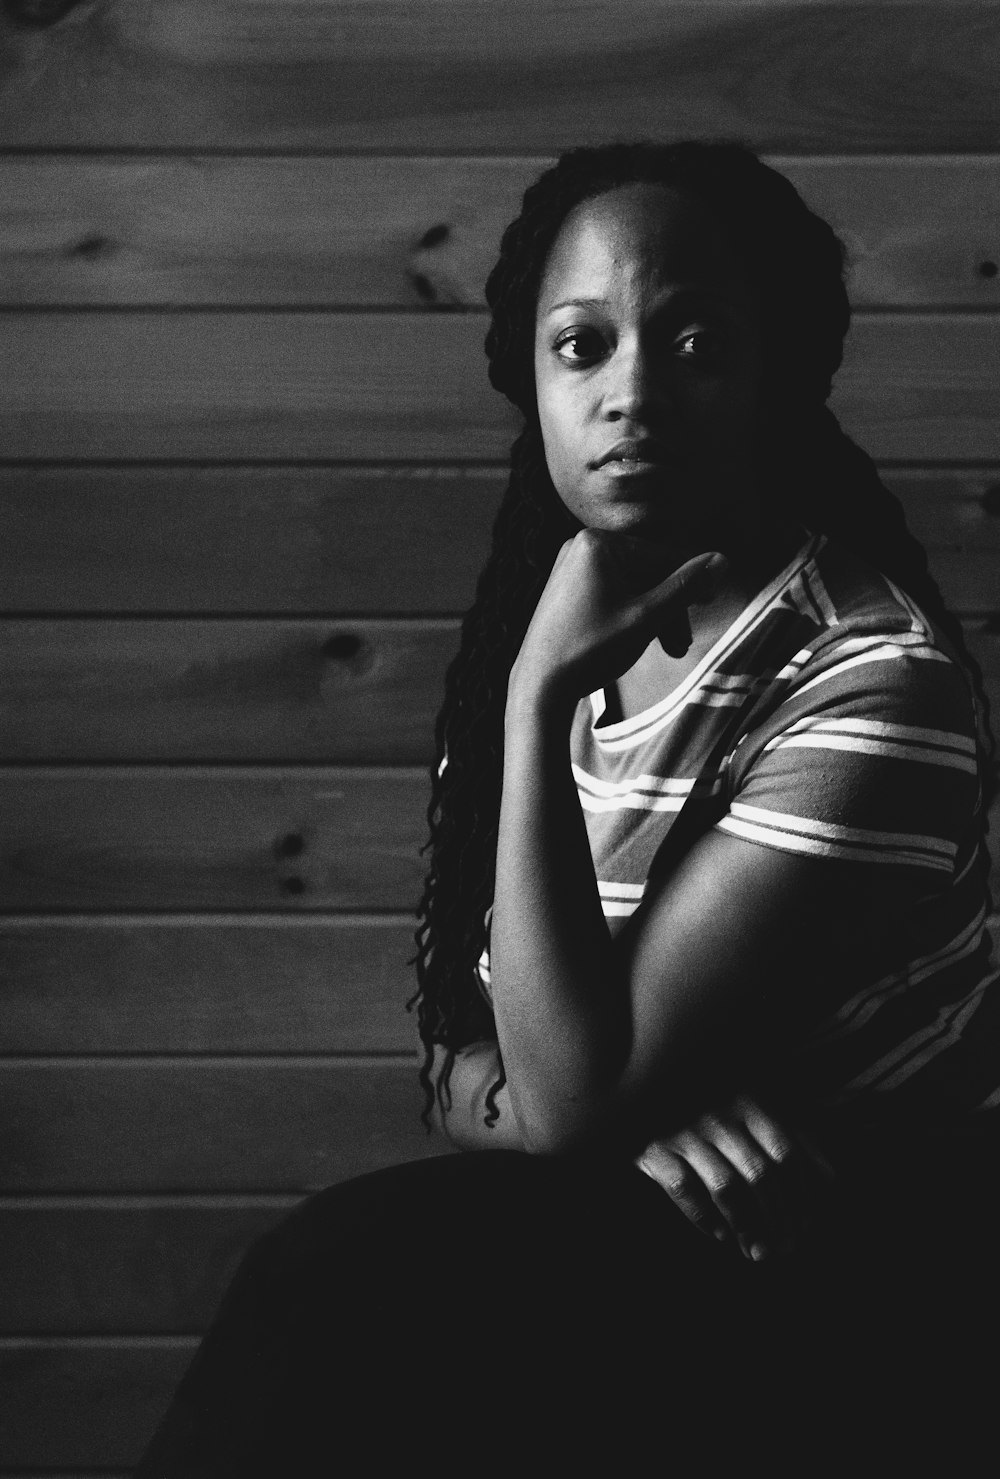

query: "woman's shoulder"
left=796, top=533, right=940, bottom=641
left=723, top=536, right=985, bottom=822
left=781, top=535, right=975, bottom=712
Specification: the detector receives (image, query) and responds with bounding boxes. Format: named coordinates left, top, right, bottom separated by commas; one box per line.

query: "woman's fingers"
left=637, top=1096, right=837, bottom=1261
left=637, top=1130, right=773, bottom=1253
left=658, top=602, right=693, bottom=658
left=673, top=1123, right=787, bottom=1259
left=690, top=1113, right=797, bottom=1259
left=704, top=1097, right=837, bottom=1257
left=515, top=534, right=725, bottom=700
left=636, top=1141, right=732, bottom=1245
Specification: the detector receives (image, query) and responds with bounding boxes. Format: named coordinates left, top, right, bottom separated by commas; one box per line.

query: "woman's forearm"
left=489, top=682, right=630, bottom=1154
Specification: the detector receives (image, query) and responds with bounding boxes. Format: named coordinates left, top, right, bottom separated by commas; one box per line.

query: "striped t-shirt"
left=481, top=531, right=998, bottom=1137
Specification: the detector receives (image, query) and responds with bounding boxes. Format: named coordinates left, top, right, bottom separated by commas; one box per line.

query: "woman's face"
left=533, top=182, right=765, bottom=557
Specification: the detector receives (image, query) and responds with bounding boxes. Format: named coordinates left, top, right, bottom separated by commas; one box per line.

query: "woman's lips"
left=596, top=456, right=669, bottom=477
left=591, top=439, right=677, bottom=476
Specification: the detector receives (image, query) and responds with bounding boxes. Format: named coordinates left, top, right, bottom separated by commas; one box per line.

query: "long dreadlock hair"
left=409, top=139, right=996, bottom=1127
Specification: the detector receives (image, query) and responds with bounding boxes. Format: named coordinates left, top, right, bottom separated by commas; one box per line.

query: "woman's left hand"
left=635, top=1094, right=836, bottom=1262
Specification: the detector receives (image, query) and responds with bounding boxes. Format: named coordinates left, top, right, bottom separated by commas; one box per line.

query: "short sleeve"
left=715, top=638, right=982, bottom=879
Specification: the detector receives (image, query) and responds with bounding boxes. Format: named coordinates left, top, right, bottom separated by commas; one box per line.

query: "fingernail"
left=750, top=1242, right=769, bottom=1262
left=713, top=1227, right=729, bottom=1244
left=690, top=554, right=728, bottom=603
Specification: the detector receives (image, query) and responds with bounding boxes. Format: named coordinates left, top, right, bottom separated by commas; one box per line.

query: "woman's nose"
left=602, top=341, right=661, bottom=421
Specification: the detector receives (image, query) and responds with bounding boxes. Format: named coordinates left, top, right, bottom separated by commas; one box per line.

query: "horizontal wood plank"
left=0, top=768, right=430, bottom=911
left=0, top=1059, right=449, bottom=1193
left=1, top=763, right=997, bottom=915
left=0, top=466, right=995, bottom=617
left=2, top=312, right=998, bottom=462
left=3, top=156, right=1000, bottom=310
left=0, top=1202, right=294, bottom=1333
left=786, top=159, right=1000, bottom=311
left=1, top=3, right=999, bottom=152
left=0, top=1338, right=193, bottom=1470
left=0, top=619, right=457, bottom=762
left=0, top=916, right=418, bottom=1052
left=886, top=471, right=1000, bottom=616
left=0, top=466, right=499, bottom=615
left=0, top=619, right=996, bottom=764
left=0, top=311, right=512, bottom=462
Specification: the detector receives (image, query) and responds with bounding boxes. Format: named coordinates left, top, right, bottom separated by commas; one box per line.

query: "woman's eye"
left=674, top=328, right=724, bottom=362
left=553, top=329, right=605, bottom=364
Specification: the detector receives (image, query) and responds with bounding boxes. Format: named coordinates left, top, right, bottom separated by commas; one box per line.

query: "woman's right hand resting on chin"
left=428, top=1041, right=835, bottom=1262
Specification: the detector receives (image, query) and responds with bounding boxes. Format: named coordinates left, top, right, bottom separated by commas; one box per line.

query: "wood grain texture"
left=3, top=156, right=1000, bottom=310
left=1, top=3, right=1000, bottom=152
left=4, top=903, right=1000, bottom=1059
left=0, top=466, right=499, bottom=615
left=0, top=767, right=429, bottom=911
left=886, top=471, right=1000, bottom=616
left=0, top=618, right=458, bottom=762
left=0, top=466, right=995, bottom=617
left=786, top=158, right=1000, bottom=310
left=0, top=1201, right=295, bottom=1333
left=0, top=311, right=512, bottom=462
left=2, top=312, right=999, bottom=462
left=828, top=316, right=1000, bottom=463
left=0, top=1058, right=450, bottom=1193
left=0, top=916, right=418, bottom=1052
left=1, top=763, right=997, bottom=916
left=0, top=619, right=996, bottom=763
left=0, top=1338, right=192, bottom=1469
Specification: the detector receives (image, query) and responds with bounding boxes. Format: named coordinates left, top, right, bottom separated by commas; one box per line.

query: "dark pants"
left=134, top=1146, right=995, bottom=1476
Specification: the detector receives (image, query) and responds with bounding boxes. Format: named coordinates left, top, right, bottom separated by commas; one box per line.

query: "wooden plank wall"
left=0, top=1, right=998, bottom=1470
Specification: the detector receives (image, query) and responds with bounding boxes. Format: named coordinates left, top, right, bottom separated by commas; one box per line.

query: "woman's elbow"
left=510, top=1078, right=640, bottom=1158
left=510, top=1097, right=602, bottom=1157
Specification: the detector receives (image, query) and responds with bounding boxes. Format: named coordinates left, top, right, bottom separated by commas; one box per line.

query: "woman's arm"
left=489, top=530, right=931, bottom=1155
left=428, top=1037, right=836, bottom=1262
left=492, top=700, right=894, bottom=1154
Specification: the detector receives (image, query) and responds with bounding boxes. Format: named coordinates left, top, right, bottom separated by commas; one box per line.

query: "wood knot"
left=275, top=832, right=305, bottom=860
left=322, top=633, right=363, bottom=662
left=71, top=234, right=115, bottom=261
left=980, top=483, right=1000, bottom=516
left=408, top=271, right=437, bottom=304
left=419, top=224, right=450, bottom=250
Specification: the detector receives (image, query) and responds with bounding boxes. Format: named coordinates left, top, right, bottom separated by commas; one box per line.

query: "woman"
left=137, top=142, right=997, bottom=1475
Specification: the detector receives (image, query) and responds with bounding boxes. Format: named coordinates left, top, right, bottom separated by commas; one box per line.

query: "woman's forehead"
left=537, top=182, right=749, bottom=310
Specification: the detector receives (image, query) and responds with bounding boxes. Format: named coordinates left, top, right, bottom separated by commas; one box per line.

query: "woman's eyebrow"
left=544, top=295, right=609, bottom=315
left=648, top=285, right=751, bottom=317
left=544, top=286, right=745, bottom=317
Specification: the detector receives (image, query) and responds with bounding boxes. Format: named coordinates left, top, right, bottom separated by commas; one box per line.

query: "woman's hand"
left=635, top=1094, right=835, bottom=1262
left=509, top=529, right=726, bottom=706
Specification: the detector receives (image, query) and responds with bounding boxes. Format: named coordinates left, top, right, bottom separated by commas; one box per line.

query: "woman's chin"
left=592, top=503, right=706, bottom=552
